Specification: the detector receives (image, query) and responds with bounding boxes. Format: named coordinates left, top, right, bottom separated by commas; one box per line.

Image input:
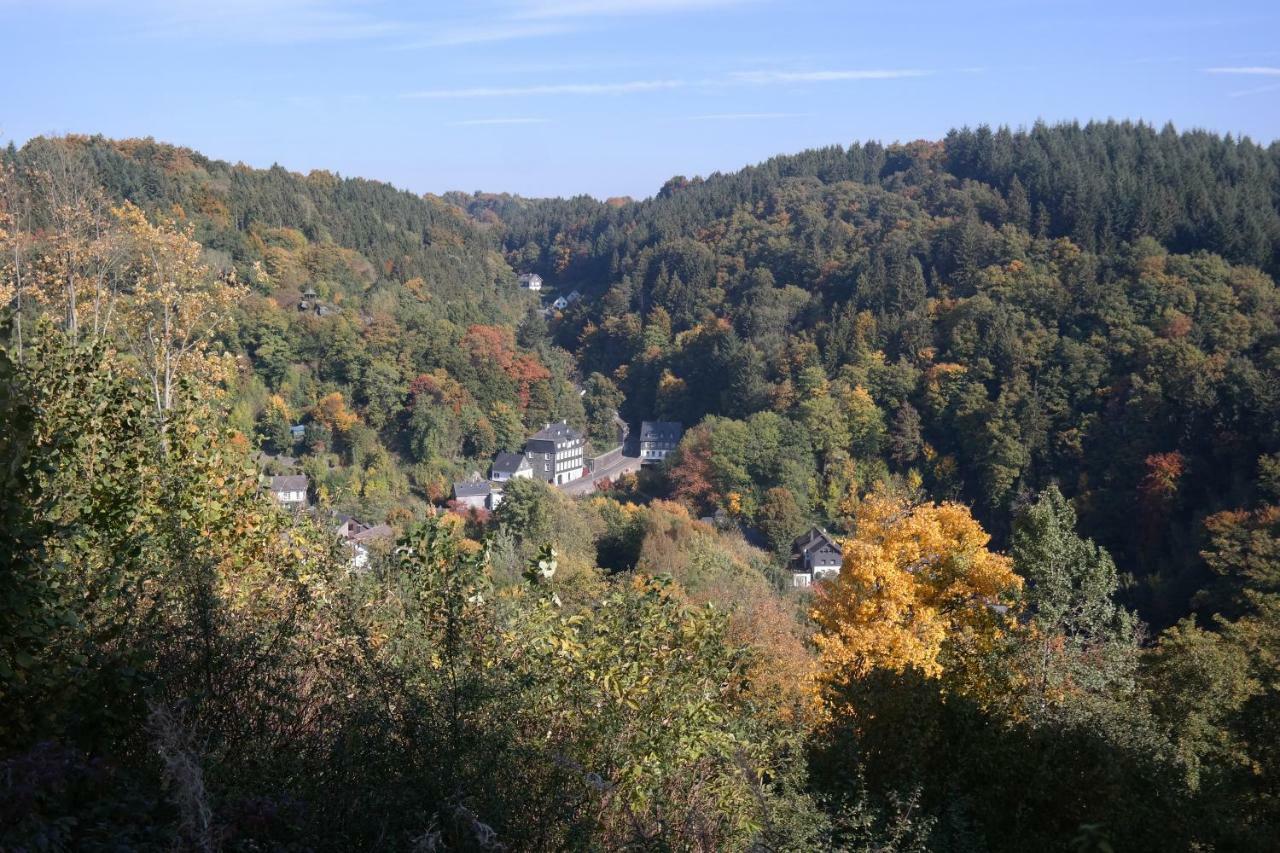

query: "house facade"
left=518, top=273, right=543, bottom=291
left=269, top=474, right=309, bottom=508
left=639, top=421, right=683, bottom=464
left=490, top=451, right=534, bottom=482
left=790, top=526, right=843, bottom=588
left=453, top=479, right=495, bottom=510
left=524, top=420, right=586, bottom=485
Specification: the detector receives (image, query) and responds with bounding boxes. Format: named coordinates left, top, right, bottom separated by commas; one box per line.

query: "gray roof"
left=530, top=421, right=582, bottom=442
left=640, top=421, right=683, bottom=441
left=792, top=526, right=841, bottom=556
left=270, top=474, right=308, bottom=492
left=453, top=480, right=492, bottom=498
left=491, top=451, right=530, bottom=475
left=349, top=523, right=394, bottom=543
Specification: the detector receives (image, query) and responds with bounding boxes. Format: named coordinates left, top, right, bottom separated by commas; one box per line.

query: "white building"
left=639, top=421, right=683, bottom=464
left=490, top=451, right=534, bottom=482
left=524, top=421, right=586, bottom=486
left=518, top=273, right=543, bottom=291
left=269, top=474, right=309, bottom=508
left=790, top=527, right=843, bottom=588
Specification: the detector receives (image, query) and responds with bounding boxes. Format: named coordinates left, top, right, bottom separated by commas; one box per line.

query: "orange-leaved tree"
left=811, top=492, right=1022, bottom=706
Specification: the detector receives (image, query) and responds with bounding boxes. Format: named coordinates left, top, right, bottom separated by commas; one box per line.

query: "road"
left=558, top=452, right=643, bottom=496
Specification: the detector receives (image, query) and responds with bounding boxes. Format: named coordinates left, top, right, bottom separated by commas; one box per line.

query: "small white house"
left=552, top=296, right=569, bottom=311
left=269, top=474, right=309, bottom=508
left=452, top=479, right=493, bottom=511
left=518, top=273, right=543, bottom=291
left=490, top=451, right=533, bottom=482
left=791, top=527, right=843, bottom=588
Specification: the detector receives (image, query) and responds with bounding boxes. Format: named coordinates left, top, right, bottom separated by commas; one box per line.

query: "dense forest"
left=2, top=122, right=1279, bottom=851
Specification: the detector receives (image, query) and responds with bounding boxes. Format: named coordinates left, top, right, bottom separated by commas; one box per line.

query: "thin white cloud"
left=402, top=79, right=685, bottom=99
left=448, top=117, right=552, bottom=126
left=1206, top=66, right=1280, bottom=76
left=1229, top=82, right=1280, bottom=98
left=408, top=20, right=576, bottom=47
left=731, top=69, right=931, bottom=84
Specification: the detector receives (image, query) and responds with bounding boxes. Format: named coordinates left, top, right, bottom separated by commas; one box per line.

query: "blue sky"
left=2, top=0, right=1278, bottom=198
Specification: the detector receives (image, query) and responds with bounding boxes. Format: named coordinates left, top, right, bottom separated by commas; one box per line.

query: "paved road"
left=558, top=453, right=643, bottom=496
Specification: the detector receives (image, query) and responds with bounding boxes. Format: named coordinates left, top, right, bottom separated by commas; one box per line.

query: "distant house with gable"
left=524, top=421, right=586, bottom=486
left=639, top=421, right=683, bottom=465
left=335, top=516, right=394, bottom=570
left=566, top=289, right=582, bottom=304
left=552, top=295, right=569, bottom=311
left=490, top=451, right=533, bottom=482
left=790, top=526, right=843, bottom=588
left=269, top=474, right=309, bottom=508
left=518, top=273, right=543, bottom=291
left=453, top=479, right=495, bottom=511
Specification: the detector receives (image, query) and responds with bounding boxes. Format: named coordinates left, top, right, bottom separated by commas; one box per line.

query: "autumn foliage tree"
left=812, top=491, right=1022, bottom=703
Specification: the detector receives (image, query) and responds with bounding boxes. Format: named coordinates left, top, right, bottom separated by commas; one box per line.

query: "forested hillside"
left=462, top=120, right=1280, bottom=626
left=2, top=124, right=1279, bottom=851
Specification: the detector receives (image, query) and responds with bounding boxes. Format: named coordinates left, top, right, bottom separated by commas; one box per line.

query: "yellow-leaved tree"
left=112, top=203, right=245, bottom=414
left=812, top=492, right=1022, bottom=706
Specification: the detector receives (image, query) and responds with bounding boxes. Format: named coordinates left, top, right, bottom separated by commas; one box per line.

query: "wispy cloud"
left=402, top=79, right=685, bottom=99
left=1228, top=82, right=1280, bottom=98
left=448, top=117, right=551, bottom=126
left=405, top=20, right=575, bottom=48
left=1206, top=66, right=1280, bottom=75
left=731, top=69, right=930, bottom=84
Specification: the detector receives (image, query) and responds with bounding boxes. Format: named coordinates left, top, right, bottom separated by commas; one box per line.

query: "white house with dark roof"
left=518, top=273, right=543, bottom=291
left=790, top=526, right=843, bottom=588
left=490, top=451, right=533, bottom=482
left=269, top=474, right=309, bottom=508
left=639, top=421, right=683, bottom=465
left=552, top=295, right=569, bottom=311
left=453, top=479, right=496, bottom=510
left=524, top=420, right=586, bottom=486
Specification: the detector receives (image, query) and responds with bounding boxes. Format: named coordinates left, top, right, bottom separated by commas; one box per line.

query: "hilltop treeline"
left=463, top=120, right=1280, bottom=626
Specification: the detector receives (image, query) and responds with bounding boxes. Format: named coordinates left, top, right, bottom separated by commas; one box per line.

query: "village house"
left=790, top=526, right=843, bottom=588
left=269, top=474, right=309, bottom=508
left=490, top=451, right=533, bottom=482
left=452, top=479, right=496, bottom=511
left=552, top=295, right=569, bottom=311
left=566, top=289, right=582, bottom=304
left=335, top=516, right=394, bottom=570
left=639, top=421, right=683, bottom=464
left=518, top=273, right=543, bottom=291
left=524, top=420, right=586, bottom=486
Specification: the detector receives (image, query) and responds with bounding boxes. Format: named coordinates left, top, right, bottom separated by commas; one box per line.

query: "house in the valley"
left=335, top=516, right=394, bottom=570
left=566, top=289, right=582, bottom=304
left=269, top=474, right=309, bottom=508
left=490, top=451, right=533, bottom=482
left=552, top=295, right=569, bottom=311
left=790, top=526, right=843, bottom=588
left=452, top=479, right=495, bottom=511
left=518, top=273, right=543, bottom=291
left=524, top=421, right=586, bottom=486
left=639, top=421, right=683, bottom=465
left=289, top=424, right=306, bottom=442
